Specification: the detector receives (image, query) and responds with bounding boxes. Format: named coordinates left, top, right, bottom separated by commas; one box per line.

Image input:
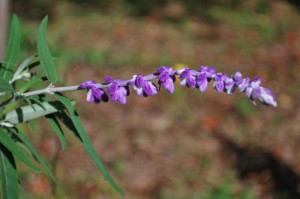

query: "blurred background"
left=1, top=0, right=300, bottom=198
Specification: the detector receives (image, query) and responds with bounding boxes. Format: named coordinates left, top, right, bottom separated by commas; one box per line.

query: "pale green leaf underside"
left=3, top=101, right=74, bottom=125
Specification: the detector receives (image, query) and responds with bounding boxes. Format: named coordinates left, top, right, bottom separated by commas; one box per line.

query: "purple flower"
left=196, top=66, right=217, bottom=92
left=244, top=77, right=277, bottom=107
left=105, top=77, right=129, bottom=105
left=79, top=80, right=108, bottom=104
left=233, top=71, right=243, bottom=85
left=177, top=68, right=196, bottom=88
left=224, top=77, right=234, bottom=94
left=158, top=66, right=175, bottom=93
left=238, top=77, right=250, bottom=92
left=249, top=77, right=263, bottom=88
left=200, top=66, right=216, bottom=79
left=196, top=72, right=208, bottom=92
left=213, top=73, right=227, bottom=92
left=251, top=87, right=277, bottom=107
left=132, top=75, right=158, bottom=96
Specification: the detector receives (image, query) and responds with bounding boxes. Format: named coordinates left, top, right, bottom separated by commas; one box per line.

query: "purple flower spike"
left=133, top=75, right=158, bottom=96
left=213, top=73, right=227, bottom=92
left=79, top=66, right=277, bottom=107
left=158, top=66, right=175, bottom=93
left=107, top=82, right=129, bottom=105
left=178, top=68, right=196, bottom=88
left=196, top=72, right=208, bottom=92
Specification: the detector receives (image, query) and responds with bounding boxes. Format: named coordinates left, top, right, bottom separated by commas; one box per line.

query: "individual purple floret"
left=105, top=77, right=129, bottom=105
left=238, top=77, right=250, bottom=92
left=224, top=77, right=235, bottom=94
left=79, top=66, right=277, bottom=107
left=244, top=77, right=277, bottom=107
left=200, top=66, right=216, bottom=79
left=196, top=66, right=216, bottom=92
left=233, top=71, right=243, bottom=85
left=213, top=73, right=228, bottom=92
left=250, top=87, right=277, bottom=107
left=196, top=72, right=208, bottom=92
left=132, top=74, right=158, bottom=96
left=79, top=80, right=108, bottom=104
left=157, top=66, right=175, bottom=93
left=177, top=68, right=197, bottom=88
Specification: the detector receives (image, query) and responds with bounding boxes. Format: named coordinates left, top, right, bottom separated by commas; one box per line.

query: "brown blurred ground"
left=12, top=1, right=300, bottom=198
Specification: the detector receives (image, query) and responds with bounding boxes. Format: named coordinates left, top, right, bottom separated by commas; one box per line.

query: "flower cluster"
left=79, top=66, right=277, bottom=107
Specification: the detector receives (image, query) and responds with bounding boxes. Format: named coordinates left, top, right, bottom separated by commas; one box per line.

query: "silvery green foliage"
left=0, top=15, right=277, bottom=199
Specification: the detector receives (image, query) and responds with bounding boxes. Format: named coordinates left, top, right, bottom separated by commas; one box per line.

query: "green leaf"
left=46, top=114, right=67, bottom=150
left=54, top=94, right=124, bottom=195
left=13, top=129, right=58, bottom=184
left=37, top=16, right=58, bottom=83
left=17, top=76, right=43, bottom=93
left=0, top=78, right=13, bottom=93
left=0, top=145, right=19, bottom=199
left=3, top=100, right=74, bottom=125
left=54, top=111, right=78, bottom=136
left=0, top=129, right=40, bottom=172
left=0, top=15, right=21, bottom=81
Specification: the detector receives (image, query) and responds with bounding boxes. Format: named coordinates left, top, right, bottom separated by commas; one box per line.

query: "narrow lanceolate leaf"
left=0, top=145, right=19, bottom=199
left=12, top=54, right=36, bottom=81
left=14, top=130, right=58, bottom=184
left=0, top=15, right=21, bottom=81
left=0, top=78, right=13, bottom=93
left=54, top=111, right=78, bottom=137
left=37, top=16, right=58, bottom=83
left=3, top=101, right=74, bottom=125
left=54, top=94, right=124, bottom=195
left=17, top=76, right=43, bottom=93
left=46, top=114, right=68, bottom=150
left=0, top=129, right=40, bottom=173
